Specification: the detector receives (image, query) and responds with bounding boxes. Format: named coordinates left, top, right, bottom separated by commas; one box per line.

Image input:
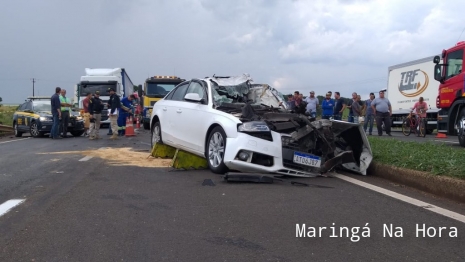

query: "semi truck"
left=386, top=56, right=440, bottom=134
left=140, top=75, right=184, bottom=129
left=73, top=68, right=135, bottom=126
left=433, top=41, right=465, bottom=146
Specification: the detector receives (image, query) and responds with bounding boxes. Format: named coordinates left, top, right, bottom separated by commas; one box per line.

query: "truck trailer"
left=386, top=56, right=440, bottom=134
left=433, top=41, right=465, bottom=146
left=73, top=68, right=135, bottom=126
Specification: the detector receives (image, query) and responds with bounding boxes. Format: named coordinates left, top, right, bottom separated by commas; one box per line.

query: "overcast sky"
left=0, top=0, right=463, bottom=104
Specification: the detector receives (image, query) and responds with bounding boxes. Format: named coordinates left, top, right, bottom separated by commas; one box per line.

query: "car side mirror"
left=433, top=55, right=441, bottom=64
left=184, top=93, right=204, bottom=103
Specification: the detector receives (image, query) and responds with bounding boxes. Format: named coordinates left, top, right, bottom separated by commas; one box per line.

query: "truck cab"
left=433, top=41, right=465, bottom=146
left=141, top=76, right=184, bottom=129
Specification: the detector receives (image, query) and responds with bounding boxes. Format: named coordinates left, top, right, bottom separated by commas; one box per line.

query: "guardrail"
left=0, top=125, right=14, bottom=133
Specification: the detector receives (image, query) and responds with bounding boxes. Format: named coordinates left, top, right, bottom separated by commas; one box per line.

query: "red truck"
left=433, top=41, right=465, bottom=146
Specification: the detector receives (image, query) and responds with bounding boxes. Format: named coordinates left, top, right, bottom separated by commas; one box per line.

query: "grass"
left=0, top=105, right=17, bottom=126
left=367, top=136, right=465, bottom=179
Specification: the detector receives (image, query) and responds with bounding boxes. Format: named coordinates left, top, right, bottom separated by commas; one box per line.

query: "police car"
left=12, top=96, right=85, bottom=138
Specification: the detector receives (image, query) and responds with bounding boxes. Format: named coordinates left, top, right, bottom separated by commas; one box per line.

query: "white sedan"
left=149, top=74, right=372, bottom=177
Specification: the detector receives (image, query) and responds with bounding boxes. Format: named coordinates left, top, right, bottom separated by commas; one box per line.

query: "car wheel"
left=151, top=121, right=163, bottom=149
left=14, top=122, right=22, bottom=137
left=71, top=131, right=85, bottom=137
left=457, top=108, right=465, bottom=147
left=206, top=126, right=229, bottom=174
left=30, top=122, right=43, bottom=138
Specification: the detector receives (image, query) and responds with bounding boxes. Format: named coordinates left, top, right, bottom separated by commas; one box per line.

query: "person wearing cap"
left=108, top=87, right=121, bottom=139
left=82, top=92, right=92, bottom=137
left=59, top=89, right=73, bottom=138
left=88, top=91, right=104, bottom=139
left=364, top=93, right=376, bottom=135
left=321, top=93, right=334, bottom=119
left=305, top=91, right=319, bottom=118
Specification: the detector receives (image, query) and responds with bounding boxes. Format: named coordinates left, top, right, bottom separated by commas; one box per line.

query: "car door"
left=175, top=80, right=210, bottom=153
left=159, top=82, right=190, bottom=145
left=16, top=103, right=27, bottom=131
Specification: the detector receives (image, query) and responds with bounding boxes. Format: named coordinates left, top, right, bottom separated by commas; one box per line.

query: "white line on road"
left=0, top=138, right=30, bottom=145
left=334, top=174, right=465, bottom=224
left=0, top=199, right=26, bottom=218
left=79, top=156, right=93, bottom=161
left=434, top=140, right=459, bottom=144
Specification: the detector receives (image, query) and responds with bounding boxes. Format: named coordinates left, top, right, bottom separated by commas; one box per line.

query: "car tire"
left=13, top=122, right=22, bottom=137
left=151, top=121, right=163, bottom=149
left=30, top=121, right=43, bottom=138
left=457, top=108, right=465, bottom=147
left=206, top=126, right=229, bottom=174
left=71, top=131, right=85, bottom=137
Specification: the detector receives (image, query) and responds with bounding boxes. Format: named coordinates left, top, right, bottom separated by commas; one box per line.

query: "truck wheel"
left=457, top=108, right=465, bottom=147
left=143, top=122, right=150, bottom=130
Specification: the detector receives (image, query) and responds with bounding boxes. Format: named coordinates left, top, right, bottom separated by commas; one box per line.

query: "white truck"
left=73, top=68, right=135, bottom=125
left=386, top=55, right=440, bottom=134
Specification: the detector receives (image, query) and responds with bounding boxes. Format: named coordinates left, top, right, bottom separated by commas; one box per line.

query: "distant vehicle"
left=386, top=56, right=440, bottom=134
left=433, top=41, right=465, bottom=146
left=12, top=96, right=85, bottom=138
left=73, top=68, right=135, bottom=126
left=149, top=75, right=373, bottom=177
left=140, top=76, right=185, bottom=130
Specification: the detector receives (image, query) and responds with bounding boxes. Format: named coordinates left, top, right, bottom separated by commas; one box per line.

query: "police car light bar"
left=153, top=76, right=179, bottom=79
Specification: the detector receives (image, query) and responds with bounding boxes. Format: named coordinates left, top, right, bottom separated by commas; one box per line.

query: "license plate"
left=293, top=152, right=321, bottom=167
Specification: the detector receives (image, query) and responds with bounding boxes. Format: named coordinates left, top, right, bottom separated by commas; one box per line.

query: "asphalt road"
left=0, top=128, right=464, bottom=261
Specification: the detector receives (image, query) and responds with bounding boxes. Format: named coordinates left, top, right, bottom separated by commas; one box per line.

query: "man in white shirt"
left=305, top=91, right=319, bottom=118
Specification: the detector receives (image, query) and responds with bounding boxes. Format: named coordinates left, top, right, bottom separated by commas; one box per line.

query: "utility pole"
left=32, top=78, right=36, bottom=96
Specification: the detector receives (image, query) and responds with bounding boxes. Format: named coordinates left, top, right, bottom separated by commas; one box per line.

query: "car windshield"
left=33, top=101, right=52, bottom=112
left=80, top=83, right=116, bottom=96
left=146, top=83, right=177, bottom=98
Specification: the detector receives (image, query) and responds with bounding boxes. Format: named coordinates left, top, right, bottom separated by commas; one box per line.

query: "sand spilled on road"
left=38, top=147, right=172, bottom=168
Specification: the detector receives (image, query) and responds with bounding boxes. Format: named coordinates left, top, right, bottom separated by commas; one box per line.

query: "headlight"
left=238, top=121, right=270, bottom=132
left=40, top=116, right=52, bottom=122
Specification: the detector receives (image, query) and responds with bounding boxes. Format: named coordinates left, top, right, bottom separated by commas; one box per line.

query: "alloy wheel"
left=30, top=122, right=39, bottom=137
left=208, top=132, right=225, bottom=168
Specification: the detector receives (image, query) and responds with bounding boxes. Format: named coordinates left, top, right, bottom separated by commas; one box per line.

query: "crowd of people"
left=50, top=87, right=137, bottom=140
left=279, top=90, right=415, bottom=137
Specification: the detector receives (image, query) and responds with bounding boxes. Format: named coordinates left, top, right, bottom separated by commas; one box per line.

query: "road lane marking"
left=334, top=174, right=465, bottom=224
left=434, top=140, right=459, bottom=144
left=79, top=156, right=93, bottom=161
left=0, top=199, right=26, bottom=217
left=0, top=138, right=30, bottom=145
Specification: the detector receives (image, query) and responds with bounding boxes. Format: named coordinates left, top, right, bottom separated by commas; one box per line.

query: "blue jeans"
left=333, top=113, right=342, bottom=120
left=348, top=113, right=354, bottom=123
left=364, top=114, right=374, bottom=133
left=51, top=114, right=60, bottom=138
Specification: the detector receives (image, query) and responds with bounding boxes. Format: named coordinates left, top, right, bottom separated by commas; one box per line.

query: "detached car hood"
left=211, top=75, right=373, bottom=176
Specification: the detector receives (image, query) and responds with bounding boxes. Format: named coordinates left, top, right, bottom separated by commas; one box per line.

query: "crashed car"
left=149, top=74, right=372, bottom=177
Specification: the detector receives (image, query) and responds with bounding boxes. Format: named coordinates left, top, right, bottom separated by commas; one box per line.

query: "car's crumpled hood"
left=210, top=74, right=373, bottom=176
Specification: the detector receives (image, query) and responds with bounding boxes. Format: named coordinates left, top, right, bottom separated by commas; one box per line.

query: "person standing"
left=117, top=94, right=135, bottom=136
left=352, top=94, right=362, bottom=124
left=108, top=88, right=121, bottom=140
left=82, top=92, right=92, bottom=137
left=321, top=93, right=334, bottom=119
left=88, top=91, right=104, bottom=140
left=364, top=93, right=375, bottom=135
left=50, top=87, right=62, bottom=139
left=59, top=89, right=72, bottom=138
left=346, top=92, right=357, bottom=123
left=333, top=92, right=346, bottom=120
left=371, top=90, right=392, bottom=136
left=305, top=91, right=319, bottom=118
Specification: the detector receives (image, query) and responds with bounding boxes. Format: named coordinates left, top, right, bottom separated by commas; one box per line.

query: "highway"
left=0, top=129, right=464, bottom=261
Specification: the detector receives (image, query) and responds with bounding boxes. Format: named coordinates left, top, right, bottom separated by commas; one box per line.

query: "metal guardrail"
left=0, top=125, right=14, bottom=132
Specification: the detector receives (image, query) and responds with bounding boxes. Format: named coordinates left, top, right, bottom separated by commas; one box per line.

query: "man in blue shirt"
left=364, top=93, right=375, bottom=135
left=321, top=93, right=334, bottom=119
left=117, top=94, right=135, bottom=136
left=50, top=87, right=62, bottom=139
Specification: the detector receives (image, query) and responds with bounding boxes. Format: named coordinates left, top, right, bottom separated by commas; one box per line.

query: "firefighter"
left=117, top=94, right=135, bottom=136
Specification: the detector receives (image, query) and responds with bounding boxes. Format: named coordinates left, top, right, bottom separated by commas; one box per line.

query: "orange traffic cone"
left=435, top=131, right=447, bottom=138
left=125, top=116, right=136, bottom=136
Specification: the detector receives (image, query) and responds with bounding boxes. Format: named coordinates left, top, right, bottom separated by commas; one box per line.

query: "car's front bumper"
left=38, top=120, right=85, bottom=132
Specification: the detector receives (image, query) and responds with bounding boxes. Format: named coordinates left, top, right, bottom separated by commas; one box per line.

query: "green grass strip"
left=367, top=136, right=465, bottom=179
